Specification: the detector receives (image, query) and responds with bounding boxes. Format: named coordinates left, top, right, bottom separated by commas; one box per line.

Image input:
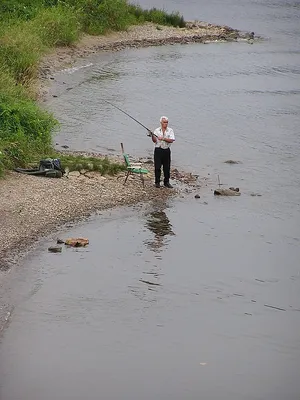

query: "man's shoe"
left=155, top=183, right=161, bottom=188
left=164, top=182, right=173, bottom=189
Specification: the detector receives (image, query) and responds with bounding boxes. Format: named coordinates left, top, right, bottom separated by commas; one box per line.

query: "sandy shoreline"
left=0, top=20, right=248, bottom=272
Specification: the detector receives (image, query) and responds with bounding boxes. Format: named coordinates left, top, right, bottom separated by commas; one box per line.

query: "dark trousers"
left=154, top=147, right=171, bottom=185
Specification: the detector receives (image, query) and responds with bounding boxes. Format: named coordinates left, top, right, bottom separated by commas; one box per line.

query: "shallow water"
left=1, top=0, right=300, bottom=399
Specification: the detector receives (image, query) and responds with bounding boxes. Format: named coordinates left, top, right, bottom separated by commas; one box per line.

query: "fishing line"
left=104, top=100, right=206, bottom=150
left=103, top=99, right=157, bottom=137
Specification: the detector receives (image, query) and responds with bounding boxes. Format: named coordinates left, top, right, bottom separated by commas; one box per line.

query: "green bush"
left=165, top=12, right=186, bottom=28
left=0, top=91, right=58, bottom=175
left=0, top=93, right=57, bottom=142
left=128, top=5, right=186, bottom=27
left=0, top=68, right=28, bottom=99
left=98, top=0, right=135, bottom=32
left=0, top=0, right=41, bottom=22
left=30, top=4, right=81, bottom=47
left=79, top=0, right=136, bottom=35
left=0, top=134, right=55, bottom=176
left=0, top=23, right=45, bottom=85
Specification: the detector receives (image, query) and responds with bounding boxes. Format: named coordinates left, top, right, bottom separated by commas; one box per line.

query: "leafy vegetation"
left=56, top=154, right=127, bottom=175
left=128, top=4, right=186, bottom=28
left=0, top=0, right=186, bottom=177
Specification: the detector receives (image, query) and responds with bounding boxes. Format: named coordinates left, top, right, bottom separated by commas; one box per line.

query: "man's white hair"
left=160, top=116, right=169, bottom=123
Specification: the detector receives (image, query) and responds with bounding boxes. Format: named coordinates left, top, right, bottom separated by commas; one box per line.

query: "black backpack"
left=39, top=158, right=65, bottom=174
left=14, top=158, right=65, bottom=178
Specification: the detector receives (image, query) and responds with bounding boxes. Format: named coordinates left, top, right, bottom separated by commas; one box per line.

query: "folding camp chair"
left=121, top=143, right=149, bottom=187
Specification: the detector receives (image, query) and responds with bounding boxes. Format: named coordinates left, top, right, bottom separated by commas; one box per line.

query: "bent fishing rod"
left=103, top=100, right=157, bottom=137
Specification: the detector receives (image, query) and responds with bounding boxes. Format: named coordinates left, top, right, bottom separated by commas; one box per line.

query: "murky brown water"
left=1, top=0, right=300, bottom=398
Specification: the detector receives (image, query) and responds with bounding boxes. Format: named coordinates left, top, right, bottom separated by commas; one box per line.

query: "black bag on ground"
left=39, top=158, right=64, bottom=173
left=14, top=158, right=65, bottom=178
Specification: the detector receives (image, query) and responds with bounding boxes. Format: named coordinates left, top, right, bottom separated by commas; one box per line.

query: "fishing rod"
left=103, top=99, right=157, bottom=137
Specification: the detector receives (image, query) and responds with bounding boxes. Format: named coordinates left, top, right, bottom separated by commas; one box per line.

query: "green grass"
left=30, top=4, right=81, bottom=47
left=56, top=154, right=127, bottom=175
left=0, top=0, right=186, bottom=177
left=0, top=90, right=58, bottom=175
left=128, top=5, right=186, bottom=28
left=78, top=0, right=136, bottom=35
left=0, top=23, right=45, bottom=85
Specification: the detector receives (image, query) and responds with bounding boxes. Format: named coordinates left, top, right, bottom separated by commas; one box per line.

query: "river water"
left=1, top=0, right=300, bottom=399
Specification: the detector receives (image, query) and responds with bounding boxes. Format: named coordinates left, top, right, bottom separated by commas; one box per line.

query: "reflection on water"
left=144, top=205, right=175, bottom=256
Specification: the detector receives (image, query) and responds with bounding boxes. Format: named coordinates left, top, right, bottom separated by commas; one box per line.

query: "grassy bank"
left=0, top=0, right=186, bottom=177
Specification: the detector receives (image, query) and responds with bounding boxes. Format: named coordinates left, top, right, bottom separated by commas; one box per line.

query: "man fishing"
left=150, top=116, right=175, bottom=189
left=103, top=101, right=175, bottom=188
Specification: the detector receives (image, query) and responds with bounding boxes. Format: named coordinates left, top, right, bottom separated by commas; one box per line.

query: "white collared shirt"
left=153, top=127, right=175, bottom=149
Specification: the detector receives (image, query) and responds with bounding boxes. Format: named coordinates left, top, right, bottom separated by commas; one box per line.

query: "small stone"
left=48, top=246, right=62, bottom=253
left=195, top=194, right=200, bottom=199
left=84, top=171, right=96, bottom=178
left=65, top=238, right=89, bottom=247
left=68, top=171, right=80, bottom=178
left=224, top=160, right=241, bottom=164
left=214, top=188, right=241, bottom=196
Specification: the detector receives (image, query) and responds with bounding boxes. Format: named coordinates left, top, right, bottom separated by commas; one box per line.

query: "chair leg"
left=140, top=172, right=145, bottom=187
left=124, top=170, right=130, bottom=185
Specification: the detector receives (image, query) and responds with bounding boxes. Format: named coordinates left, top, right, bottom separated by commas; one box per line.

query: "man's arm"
left=164, top=128, right=175, bottom=143
left=150, top=129, right=160, bottom=143
left=163, top=137, right=174, bottom=143
left=151, top=134, right=157, bottom=143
